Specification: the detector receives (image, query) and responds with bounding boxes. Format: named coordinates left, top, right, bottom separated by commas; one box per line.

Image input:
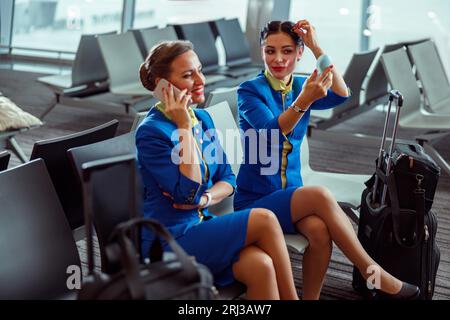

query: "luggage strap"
left=386, top=173, right=425, bottom=248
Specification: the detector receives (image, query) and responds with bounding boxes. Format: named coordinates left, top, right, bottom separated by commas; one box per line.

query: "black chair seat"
left=0, top=159, right=81, bottom=299
left=30, top=120, right=119, bottom=230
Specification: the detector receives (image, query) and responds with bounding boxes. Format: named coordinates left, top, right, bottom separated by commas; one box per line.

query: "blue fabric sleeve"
left=136, top=126, right=208, bottom=205
left=309, top=89, right=350, bottom=110
left=237, top=82, right=286, bottom=144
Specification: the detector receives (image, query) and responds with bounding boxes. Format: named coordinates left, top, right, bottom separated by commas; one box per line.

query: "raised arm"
left=293, top=19, right=349, bottom=97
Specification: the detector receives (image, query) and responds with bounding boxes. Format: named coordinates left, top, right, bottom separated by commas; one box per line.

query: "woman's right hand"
left=295, top=65, right=334, bottom=108
left=163, top=83, right=192, bottom=129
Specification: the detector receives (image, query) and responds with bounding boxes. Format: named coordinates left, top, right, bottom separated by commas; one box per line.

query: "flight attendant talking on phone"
left=136, top=40, right=300, bottom=299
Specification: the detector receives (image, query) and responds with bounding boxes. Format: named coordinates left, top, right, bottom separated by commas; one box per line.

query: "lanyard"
left=192, top=127, right=210, bottom=223
left=192, top=134, right=209, bottom=184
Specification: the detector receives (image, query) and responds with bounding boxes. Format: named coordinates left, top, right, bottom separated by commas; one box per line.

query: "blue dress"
left=135, top=106, right=251, bottom=286
left=234, top=72, right=349, bottom=232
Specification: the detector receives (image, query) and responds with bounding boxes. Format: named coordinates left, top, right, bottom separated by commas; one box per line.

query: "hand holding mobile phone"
left=153, top=78, right=182, bottom=103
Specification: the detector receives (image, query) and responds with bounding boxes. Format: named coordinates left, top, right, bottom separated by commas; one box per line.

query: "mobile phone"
left=152, top=78, right=182, bottom=102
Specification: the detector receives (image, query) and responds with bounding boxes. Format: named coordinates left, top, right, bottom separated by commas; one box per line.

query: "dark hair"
left=139, top=40, right=194, bottom=91
left=260, top=21, right=304, bottom=47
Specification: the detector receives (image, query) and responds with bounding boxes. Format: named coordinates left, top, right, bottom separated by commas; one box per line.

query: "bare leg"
left=242, top=208, right=299, bottom=300
left=291, top=186, right=402, bottom=294
left=232, top=245, right=279, bottom=299
left=295, top=216, right=332, bottom=300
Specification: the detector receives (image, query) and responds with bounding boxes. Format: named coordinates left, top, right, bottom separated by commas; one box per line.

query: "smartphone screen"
left=152, top=78, right=182, bottom=102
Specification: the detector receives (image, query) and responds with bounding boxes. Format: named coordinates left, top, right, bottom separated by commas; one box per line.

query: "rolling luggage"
left=352, top=90, right=441, bottom=300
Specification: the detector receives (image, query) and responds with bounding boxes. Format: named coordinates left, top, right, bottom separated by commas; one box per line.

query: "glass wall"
left=368, top=0, right=450, bottom=78
left=12, top=0, right=123, bottom=53
left=134, top=0, right=248, bottom=29
left=290, top=0, right=362, bottom=74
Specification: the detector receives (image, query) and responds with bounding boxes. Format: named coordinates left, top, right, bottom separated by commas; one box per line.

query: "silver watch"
left=289, top=104, right=307, bottom=113
left=202, top=191, right=212, bottom=208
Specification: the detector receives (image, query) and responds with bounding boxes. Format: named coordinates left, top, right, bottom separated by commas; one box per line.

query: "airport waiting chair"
left=0, top=150, right=10, bottom=171
left=67, top=133, right=136, bottom=273
left=130, top=111, right=148, bottom=132
left=381, top=48, right=450, bottom=176
left=97, top=32, right=151, bottom=96
left=407, top=40, right=450, bottom=114
left=202, top=87, right=239, bottom=123
left=140, top=26, right=179, bottom=55
left=363, top=39, right=429, bottom=106
left=174, top=22, right=230, bottom=85
left=300, top=138, right=368, bottom=223
left=78, top=153, right=140, bottom=275
left=37, top=32, right=114, bottom=119
left=68, top=133, right=136, bottom=180
left=30, top=120, right=119, bottom=232
left=0, top=159, right=81, bottom=299
left=129, top=26, right=157, bottom=57
left=310, top=48, right=379, bottom=129
left=212, top=18, right=262, bottom=78
left=363, top=43, right=407, bottom=106
left=203, top=101, right=310, bottom=253
left=37, top=32, right=114, bottom=90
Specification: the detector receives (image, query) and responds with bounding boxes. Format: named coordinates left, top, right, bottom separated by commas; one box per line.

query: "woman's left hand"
left=292, top=20, right=322, bottom=57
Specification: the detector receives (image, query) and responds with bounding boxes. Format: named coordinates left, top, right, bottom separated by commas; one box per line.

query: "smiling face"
left=262, top=32, right=303, bottom=83
left=166, top=50, right=206, bottom=104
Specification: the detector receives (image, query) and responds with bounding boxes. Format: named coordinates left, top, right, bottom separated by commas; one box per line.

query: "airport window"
left=290, top=0, right=362, bottom=74
left=12, top=0, right=123, bottom=54
left=133, top=0, right=248, bottom=29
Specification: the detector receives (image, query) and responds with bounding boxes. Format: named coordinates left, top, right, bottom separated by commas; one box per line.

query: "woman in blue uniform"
left=234, top=20, right=419, bottom=299
left=135, top=40, right=299, bottom=299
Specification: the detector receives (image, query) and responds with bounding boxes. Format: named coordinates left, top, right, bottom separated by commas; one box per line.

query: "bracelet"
left=202, top=191, right=212, bottom=208
left=289, top=104, right=307, bottom=113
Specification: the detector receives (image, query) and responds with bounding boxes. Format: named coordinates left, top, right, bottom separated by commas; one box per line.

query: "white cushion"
left=0, top=97, right=43, bottom=132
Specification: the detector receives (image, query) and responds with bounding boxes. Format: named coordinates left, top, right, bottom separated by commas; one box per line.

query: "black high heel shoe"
left=376, top=282, right=420, bottom=300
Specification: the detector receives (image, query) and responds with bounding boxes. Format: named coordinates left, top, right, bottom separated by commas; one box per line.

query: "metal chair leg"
left=7, top=137, right=28, bottom=163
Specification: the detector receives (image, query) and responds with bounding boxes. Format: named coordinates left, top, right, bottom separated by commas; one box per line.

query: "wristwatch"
left=289, top=104, right=307, bottom=113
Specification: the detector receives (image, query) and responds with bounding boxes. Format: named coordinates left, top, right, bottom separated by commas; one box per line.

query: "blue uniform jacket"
left=136, top=107, right=236, bottom=244
left=235, top=72, right=349, bottom=206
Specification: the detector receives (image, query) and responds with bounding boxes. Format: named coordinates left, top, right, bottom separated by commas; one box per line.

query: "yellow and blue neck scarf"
left=264, top=69, right=293, bottom=95
left=154, top=101, right=199, bottom=128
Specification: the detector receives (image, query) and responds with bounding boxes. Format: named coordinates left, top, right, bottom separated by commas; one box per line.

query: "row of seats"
left=37, top=18, right=262, bottom=117
left=3, top=98, right=360, bottom=299
left=308, top=38, right=431, bottom=129
left=0, top=143, right=139, bottom=299
left=0, top=102, right=253, bottom=299
left=380, top=41, right=450, bottom=176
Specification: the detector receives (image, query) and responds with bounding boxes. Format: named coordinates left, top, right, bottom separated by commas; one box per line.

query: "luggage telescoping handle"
left=381, top=90, right=404, bottom=205
left=81, top=154, right=138, bottom=275
left=372, top=90, right=404, bottom=203
left=372, top=91, right=395, bottom=202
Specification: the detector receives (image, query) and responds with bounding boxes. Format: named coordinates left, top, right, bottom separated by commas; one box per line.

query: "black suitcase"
left=352, top=90, right=441, bottom=300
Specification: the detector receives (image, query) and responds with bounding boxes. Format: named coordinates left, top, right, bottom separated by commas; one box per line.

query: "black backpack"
left=79, top=218, right=218, bottom=300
